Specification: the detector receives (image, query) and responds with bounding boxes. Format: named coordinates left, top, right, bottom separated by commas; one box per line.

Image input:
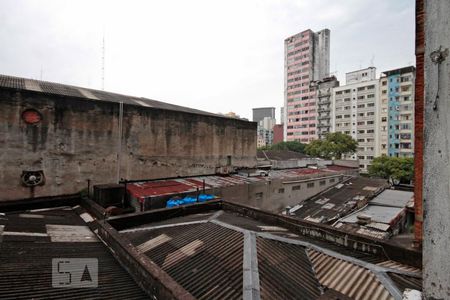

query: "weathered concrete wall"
left=0, top=90, right=256, bottom=201
left=423, top=1, right=450, bottom=298
left=213, top=173, right=343, bottom=212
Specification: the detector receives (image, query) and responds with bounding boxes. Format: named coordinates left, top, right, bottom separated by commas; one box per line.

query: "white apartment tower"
left=331, top=67, right=380, bottom=172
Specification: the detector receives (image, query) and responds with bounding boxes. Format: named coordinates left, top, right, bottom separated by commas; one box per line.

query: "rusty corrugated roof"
left=127, top=166, right=345, bottom=199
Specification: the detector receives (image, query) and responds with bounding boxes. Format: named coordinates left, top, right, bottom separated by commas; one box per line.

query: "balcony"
left=319, top=99, right=331, bottom=105
left=318, top=115, right=331, bottom=120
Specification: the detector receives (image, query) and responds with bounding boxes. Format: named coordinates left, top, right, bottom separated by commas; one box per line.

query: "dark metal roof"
left=387, top=272, right=422, bottom=292
left=0, top=208, right=148, bottom=300
left=0, top=74, right=230, bottom=118
left=257, top=237, right=321, bottom=299
left=123, top=222, right=244, bottom=299
left=292, top=177, right=388, bottom=223
left=116, top=209, right=421, bottom=299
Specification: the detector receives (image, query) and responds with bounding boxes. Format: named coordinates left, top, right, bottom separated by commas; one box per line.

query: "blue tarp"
left=166, top=194, right=215, bottom=208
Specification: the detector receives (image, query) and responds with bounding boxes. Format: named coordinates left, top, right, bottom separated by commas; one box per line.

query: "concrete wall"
left=423, top=1, right=450, bottom=298
left=0, top=90, right=257, bottom=201
left=214, top=173, right=344, bottom=212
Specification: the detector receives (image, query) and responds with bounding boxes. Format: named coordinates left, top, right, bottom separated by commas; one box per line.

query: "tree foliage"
left=368, top=155, right=414, bottom=183
left=304, top=132, right=358, bottom=159
left=259, top=141, right=306, bottom=153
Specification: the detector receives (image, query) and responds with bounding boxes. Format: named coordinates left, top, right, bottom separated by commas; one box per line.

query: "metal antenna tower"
left=102, top=31, right=105, bottom=90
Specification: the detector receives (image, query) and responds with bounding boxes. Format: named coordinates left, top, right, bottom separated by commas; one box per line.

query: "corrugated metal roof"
left=340, top=205, right=405, bottom=225
left=257, top=237, right=321, bottom=299
left=123, top=222, right=244, bottom=300
left=377, top=261, right=421, bottom=274
left=127, top=167, right=344, bottom=199
left=293, top=177, right=388, bottom=223
left=0, top=74, right=226, bottom=118
left=387, top=273, right=422, bottom=293
left=0, top=208, right=148, bottom=300
left=118, top=210, right=420, bottom=299
left=369, top=190, right=414, bottom=208
left=307, top=249, right=394, bottom=300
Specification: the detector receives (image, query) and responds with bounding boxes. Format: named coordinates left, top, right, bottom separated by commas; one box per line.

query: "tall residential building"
left=273, top=124, right=284, bottom=144
left=379, top=66, right=415, bottom=157
left=284, top=29, right=330, bottom=143
left=252, top=107, right=275, bottom=123
left=279, top=107, right=284, bottom=124
left=257, top=116, right=276, bottom=147
left=313, top=76, right=339, bottom=139
left=331, top=67, right=379, bottom=172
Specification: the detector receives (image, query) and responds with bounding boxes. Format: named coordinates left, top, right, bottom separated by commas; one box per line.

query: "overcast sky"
left=0, top=0, right=414, bottom=120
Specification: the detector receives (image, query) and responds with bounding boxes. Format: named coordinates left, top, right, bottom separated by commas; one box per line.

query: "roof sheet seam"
left=243, top=231, right=261, bottom=300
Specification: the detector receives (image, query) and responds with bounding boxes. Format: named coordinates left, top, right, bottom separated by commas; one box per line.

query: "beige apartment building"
left=331, top=67, right=380, bottom=172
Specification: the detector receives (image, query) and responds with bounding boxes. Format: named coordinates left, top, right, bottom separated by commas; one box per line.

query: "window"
left=292, top=185, right=301, bottom=191
left=255, top=192, right=263, bottom=200
left=329, top=178, right=335, bottom=183
left=319, top=180, right=326, bottom=186
left=307, top=182, right=315, bottom=188
left=278, top=188, right=285, bottom=193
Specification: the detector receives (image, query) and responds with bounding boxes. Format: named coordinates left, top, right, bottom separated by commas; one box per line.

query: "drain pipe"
left=116, top=101, right=124, bottom=183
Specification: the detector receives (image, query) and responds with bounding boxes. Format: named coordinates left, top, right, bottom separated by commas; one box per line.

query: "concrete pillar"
left=423, top=1, right=450, bottom=298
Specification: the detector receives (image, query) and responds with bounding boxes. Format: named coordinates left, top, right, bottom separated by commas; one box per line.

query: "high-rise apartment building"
left=284, top=29, right=330, bottom=143
left=253, top=107, right=276, bottom=147
left=257, top=116, right=276, bottom=146
left=252, top=107, right=275, bottom=123
left=314, top=76, right=339, bottom=139
left=331, top=67, right=379, bottom=172
left=379, top=66, right=415, bottom=157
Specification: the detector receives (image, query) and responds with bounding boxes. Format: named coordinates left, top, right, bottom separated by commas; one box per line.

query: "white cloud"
left=0, top=0, right=414, bottom=120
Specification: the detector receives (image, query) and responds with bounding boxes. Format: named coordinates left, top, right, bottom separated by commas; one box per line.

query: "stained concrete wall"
left=0, top=90, right=256, bottom=201
left=214, top=173, right=343, bottom=212
left=423, top=1, right=450, bottom=298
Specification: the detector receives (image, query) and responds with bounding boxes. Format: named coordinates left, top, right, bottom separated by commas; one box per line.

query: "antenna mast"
left=102, top=31, right=105, bottom=90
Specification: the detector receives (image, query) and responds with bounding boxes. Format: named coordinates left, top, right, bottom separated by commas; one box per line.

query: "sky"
left=0, top=0, right=415, bottom=120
